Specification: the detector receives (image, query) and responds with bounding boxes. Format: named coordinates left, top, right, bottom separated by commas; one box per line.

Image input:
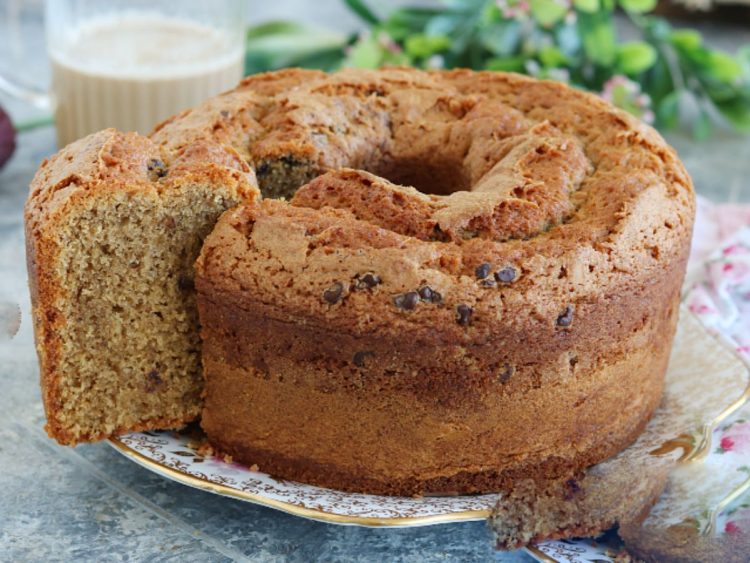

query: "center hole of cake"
left=371, top=157, right=471, bottom=196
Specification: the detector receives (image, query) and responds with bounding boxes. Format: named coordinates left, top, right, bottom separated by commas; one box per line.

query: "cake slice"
left=26, top=129, right=258, bottom=444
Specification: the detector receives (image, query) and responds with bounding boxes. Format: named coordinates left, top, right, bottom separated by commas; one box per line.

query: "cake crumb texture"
left=26, top=129, right=258, bottom=444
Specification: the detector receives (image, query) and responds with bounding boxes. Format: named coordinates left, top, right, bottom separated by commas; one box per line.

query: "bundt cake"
left=27, top=68, right=694, bottom=497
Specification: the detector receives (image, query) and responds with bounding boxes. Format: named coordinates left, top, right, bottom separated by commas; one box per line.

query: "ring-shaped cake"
left=26, top=68, right=694, bottom=495
left=181, top=68, right=695, bottom=495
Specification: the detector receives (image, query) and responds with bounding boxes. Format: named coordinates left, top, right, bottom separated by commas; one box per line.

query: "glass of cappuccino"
left=2, top=0, right=245, bottom=147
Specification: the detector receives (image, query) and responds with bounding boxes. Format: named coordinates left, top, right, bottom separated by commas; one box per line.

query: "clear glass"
left=1, top=0, right=246, bottom=147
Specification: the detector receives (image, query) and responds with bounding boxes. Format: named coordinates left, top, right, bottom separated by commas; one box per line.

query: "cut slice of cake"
left=26, top=129, right=258, bottom=444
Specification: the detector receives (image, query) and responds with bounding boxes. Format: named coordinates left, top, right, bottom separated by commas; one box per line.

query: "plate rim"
left=107, top=435, right=492, bottom=527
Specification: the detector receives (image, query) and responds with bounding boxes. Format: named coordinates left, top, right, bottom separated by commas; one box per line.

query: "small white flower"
left=426, top=55, right=445, bottom=69
left=525, top=59, right=541, bottom=76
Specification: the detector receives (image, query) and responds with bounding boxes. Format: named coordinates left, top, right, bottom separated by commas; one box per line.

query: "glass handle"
left=0, top=74, right=52, bottom=111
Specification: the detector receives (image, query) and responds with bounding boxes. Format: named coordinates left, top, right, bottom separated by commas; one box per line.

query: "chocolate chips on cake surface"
left=475, top=263, right=491, bottom=280
left=495, top=267, right=517, bottom=284
left=393, top=291, right=419, bottom=310
left=355, top=272, right=381, bottom=290
left=146, top=157, right=167, bottom=180
left=323, top=282, right=344, bottom=304
left=456, top=304, right=473, bottom=326
left=557, top=305, right=574, bottom=327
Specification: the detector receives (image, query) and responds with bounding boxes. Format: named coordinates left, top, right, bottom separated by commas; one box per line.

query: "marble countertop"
left=1, top=5, right=748, bottom=562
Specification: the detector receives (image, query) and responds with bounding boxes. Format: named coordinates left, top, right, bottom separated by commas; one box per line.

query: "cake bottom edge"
left=203, top=399, right=659, bottom=497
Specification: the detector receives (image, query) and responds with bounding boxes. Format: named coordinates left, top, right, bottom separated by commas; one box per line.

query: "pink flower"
left=724, top=507, right=750, bottom=535
left=726, top=521, right=741, bottom=534
left=688, top=302, right=714, bottom=315
left=718, top=421, right=750, bottom=454
left=723, top=244, right=748, bottom=256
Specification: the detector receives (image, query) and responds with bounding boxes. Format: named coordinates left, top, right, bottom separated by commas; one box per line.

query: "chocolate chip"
left=480, top=279, right=497, bottom=288
left=430, top=224, right=449, bottom=242
left=475, top=263, right=491, bottom=280
left=557, top=305, right=574, bottom=327
left=353, top=351, right=374, bottom=367
left=177, top=275, right=194, bottom=292
left=404, top=292, right=420, bottom=309
left=323, top=282, right=344, bottom=304
left=430, top=290, right=443, bottom=304
left=147, top=158, right=168, bottom=180
left=355, top=273, right=381, bottom=290
left=394, top=291, right=419, bottom=310
left=146, top=369, right=163, bottom=392
left=456, top=304, right=473, bottom=326
left=563, top=478, right=581, bottom=500
left=495, top=267, right=517, bottom=283
left=256, top=162, right=270, bottom=176
left=498, top=363, right=514, bottom=384
left=253, top=356, right=269, bottom=376
left=418, top=286, right=433, bottom=301
left=220, top=110, right=230, bottom=119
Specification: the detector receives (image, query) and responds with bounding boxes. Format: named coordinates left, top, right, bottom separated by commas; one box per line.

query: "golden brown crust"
left=192, top=68, right=695, bottom=495
left=196, top=245, right=679, bottom=494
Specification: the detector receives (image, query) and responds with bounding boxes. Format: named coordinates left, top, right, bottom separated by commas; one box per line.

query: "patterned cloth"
left=686, top=196, right=750, bottom=360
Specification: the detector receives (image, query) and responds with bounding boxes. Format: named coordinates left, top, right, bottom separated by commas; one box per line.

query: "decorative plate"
left=109, top=306, right=750, bottom=546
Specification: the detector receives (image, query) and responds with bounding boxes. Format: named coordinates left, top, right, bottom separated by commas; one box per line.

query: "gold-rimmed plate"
left=108, top=307, right=749, bottom=540
left=108, top=428, right=497, bottom=527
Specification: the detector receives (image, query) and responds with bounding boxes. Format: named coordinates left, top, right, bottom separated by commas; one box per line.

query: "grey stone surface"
left=1, top=4, right=748, bottom=562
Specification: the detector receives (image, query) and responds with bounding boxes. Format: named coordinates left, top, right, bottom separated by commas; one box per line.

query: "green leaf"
left=670, top=29, right=702, bottom=52
left=618, top=0, right=657, bottom=13
left=539, top=45, right=568, bottom=67
left=643, top=17, right=672, bottom=42
left=555, top=23, right=581, bottom=57
left=382, top=8, right=442, bottom=40
left=425, top=13, right=462, bottom=37
left=405, top=34, right=451, bottom=59
left=675, top=42, right=743, bottom=83
left=617, top=42, right=657, bottom=74
left=480, top=21, right=521, bottom=57
left=573, top=0, right=600, bottom=12
left=486, top=56, right=527, bottom=72
left=245, top=21, right=346, bottom=73
left=656, top=91, right=681, bottom=129
left=738, top=45, right=750, bottom=76
left=692, top=110, right=711, bottom=140
left=292, top=48, right=348, bottom=72
left=704, top=51, right=743, bottom=82
left=346, top=36, right=383, bottom=69
left=579, top=14, right=616, bottom=66
left=529, top=0, right=568, bottom=27
left=343, top=0, right=380, bottom=26
left=716, top=98, right=750, bottom=132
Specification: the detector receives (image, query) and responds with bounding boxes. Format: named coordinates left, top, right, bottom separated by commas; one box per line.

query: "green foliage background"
left=244, top=0, right=750, bottom=138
